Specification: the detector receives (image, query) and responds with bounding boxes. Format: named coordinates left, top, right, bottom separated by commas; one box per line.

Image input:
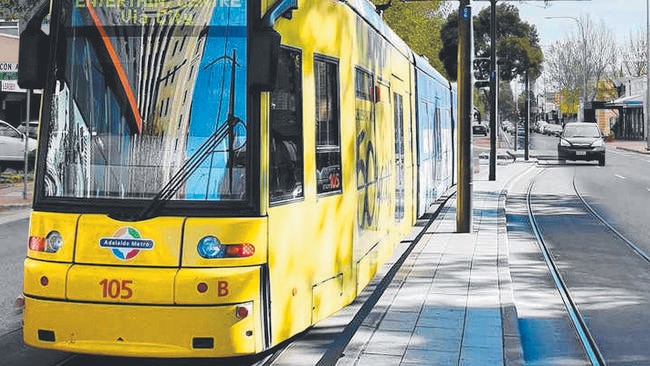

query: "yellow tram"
left=18, top=0, right=456, bottom=357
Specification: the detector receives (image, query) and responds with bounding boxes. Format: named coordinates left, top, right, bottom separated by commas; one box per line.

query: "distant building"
left=0, top=20, right=19, bottom=36
left=605, top=76, right=646, bottom=140
left=0, top=19, right=41, bottom=126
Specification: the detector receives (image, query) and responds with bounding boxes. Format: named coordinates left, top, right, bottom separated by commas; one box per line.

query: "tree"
left=439, top=3, right=543, bottom=83
left=0, top=0, right=41, bottom=21
left=620, top=28, right=646, bottom=77
left=517, top=87, right=538, bottom=120
left=544, top=39, right=581, bottom=113
left=544, top=15, right=617, bottom=104
left=498, top=81, right=516, bottom=121
left=439, top=10, right=460, bottom=81
left=371, top=1, right=451, bottom=77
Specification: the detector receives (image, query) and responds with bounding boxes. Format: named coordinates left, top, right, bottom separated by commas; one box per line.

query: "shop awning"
left=605, top=94, right=644, bottom=108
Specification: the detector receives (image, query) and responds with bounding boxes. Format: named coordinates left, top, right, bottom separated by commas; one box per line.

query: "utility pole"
left=488, top=0, right=497, bottom=181
left=646, top=0, right=650, bottom=150
left=525, top=70, right=530, bottom=161
left=457, top=0, right=472, bottom=233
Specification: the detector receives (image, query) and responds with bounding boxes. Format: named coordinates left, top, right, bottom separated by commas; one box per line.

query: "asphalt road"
left=513, top=132, right=650, bottom=365
left=0, top=215, right=28, bottom=334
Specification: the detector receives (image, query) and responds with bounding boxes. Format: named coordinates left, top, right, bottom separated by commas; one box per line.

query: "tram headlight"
left=28, top=231, right=63, bottom=253
left=197, top=235, right=226, bottom=259
left=45, top=231, right=63, bottom=253
left=196, top=236, right=256, bottom=259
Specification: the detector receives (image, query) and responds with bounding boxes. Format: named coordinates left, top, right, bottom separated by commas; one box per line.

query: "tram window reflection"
left=270, top=48, right=304, bottom=204
left=314, top=56, right=342, bottom=195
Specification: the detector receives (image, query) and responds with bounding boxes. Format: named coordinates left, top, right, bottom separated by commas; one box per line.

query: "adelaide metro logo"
left=99, top=227, right=154, bottom=260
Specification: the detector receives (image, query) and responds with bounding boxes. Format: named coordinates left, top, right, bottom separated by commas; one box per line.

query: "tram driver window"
left=314, top=56, right=342, bottom=195
left=269, top=48, right=304, bottom=204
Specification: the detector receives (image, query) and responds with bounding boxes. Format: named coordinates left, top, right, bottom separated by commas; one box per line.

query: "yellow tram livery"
left=18, top=0, right=456, bottom=358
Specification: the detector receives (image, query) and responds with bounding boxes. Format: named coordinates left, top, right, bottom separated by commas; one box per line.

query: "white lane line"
left=614, top=174, right=627, bottom=180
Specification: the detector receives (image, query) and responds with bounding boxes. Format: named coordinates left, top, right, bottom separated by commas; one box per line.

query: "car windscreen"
left=563, top=125, right=600, bottom=138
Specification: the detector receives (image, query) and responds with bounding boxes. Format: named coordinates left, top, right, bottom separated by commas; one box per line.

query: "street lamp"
left=545, top=16, right=588, bottom=121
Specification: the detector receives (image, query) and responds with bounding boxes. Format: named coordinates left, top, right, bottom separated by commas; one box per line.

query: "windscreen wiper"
left=134, top=121, right=231, bottom=220
left=132, top=50, right=243, bottom=221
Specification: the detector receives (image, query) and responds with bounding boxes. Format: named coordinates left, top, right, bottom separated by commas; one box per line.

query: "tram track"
left=572, top=178, right=650, bottom=264
left=525, top=168, right=606, bottom=366
left=525, top=165, right=650, bottom=366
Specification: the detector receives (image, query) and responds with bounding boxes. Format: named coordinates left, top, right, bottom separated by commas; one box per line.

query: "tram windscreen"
left=43, top=0, right=248, bottom=202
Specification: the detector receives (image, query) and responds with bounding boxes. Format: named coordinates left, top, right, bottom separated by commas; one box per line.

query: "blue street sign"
left=461, top=6, right=471, bottom=20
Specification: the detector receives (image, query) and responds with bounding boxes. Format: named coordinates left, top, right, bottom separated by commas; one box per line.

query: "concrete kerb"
left=495, top=162, right=538, bottom=366
left=615, top=145, right=650, bottom=154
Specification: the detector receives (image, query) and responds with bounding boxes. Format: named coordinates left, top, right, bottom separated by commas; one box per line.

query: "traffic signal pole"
left=457, top=0, right=472, bottom=233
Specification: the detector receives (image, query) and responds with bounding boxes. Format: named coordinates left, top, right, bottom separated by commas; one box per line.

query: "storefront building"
left=606, top=76, right=646, bottom=141
left=0, top=21, right=41, bottom=127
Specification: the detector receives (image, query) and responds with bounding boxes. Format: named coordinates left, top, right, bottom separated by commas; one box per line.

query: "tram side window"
left=270, top=48, right=304, bottom=204
left=314, top=56, right=342, bottom=195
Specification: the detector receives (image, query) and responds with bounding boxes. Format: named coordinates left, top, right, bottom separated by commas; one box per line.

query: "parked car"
left=0, top=120, right=38, bottom=168
left=557, top=122, right=605, bottom=166
left=472, top=121, right=489, bottom=136
left=544, top=123, right=563, bottom=137
left=17, top=120, right=40, bottom=139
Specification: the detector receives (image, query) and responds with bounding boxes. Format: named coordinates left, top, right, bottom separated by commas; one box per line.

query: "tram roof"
left=412, top=53, right=450, bottom=85
left=345, top=0, right=451, bottom=88
left=344, top=0, right=414, bottom=62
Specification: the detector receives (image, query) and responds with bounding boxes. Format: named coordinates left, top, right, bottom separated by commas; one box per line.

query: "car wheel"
left=598, top=157, right=605, bottom=166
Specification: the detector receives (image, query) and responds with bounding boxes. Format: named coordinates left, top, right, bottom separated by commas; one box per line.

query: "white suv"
left=0, top=120, right=38, bottom=166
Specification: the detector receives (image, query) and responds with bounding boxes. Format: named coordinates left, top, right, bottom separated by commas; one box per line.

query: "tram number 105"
left=99, top=278, right=134, bottom=299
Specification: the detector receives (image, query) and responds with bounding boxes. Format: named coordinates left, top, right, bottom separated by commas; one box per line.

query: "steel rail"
left=572, top=176, right=650, bottom=264
left=526, top=169, right=606, bottom=366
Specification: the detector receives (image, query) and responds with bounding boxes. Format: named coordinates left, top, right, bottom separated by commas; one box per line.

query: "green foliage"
left=439, top=10, right=459, bottom=80
left=0, top=0, right=41, bottom=21
left=439, top=3, right=543, bottom=82
left=498, top=81, right=516, bottom=120
left=0, top=171, right=33, bottom=184
left=372, top=1, right=449, bottom=78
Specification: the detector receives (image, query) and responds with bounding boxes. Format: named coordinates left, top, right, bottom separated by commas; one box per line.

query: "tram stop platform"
left=336, top=158, right=532, bottom=366
left=272, top=139, right=647, bottom=366
left=266, top=153, right=532, bottom=366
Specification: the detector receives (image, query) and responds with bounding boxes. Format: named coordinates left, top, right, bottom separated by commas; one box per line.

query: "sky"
left=464, top=0, right=647, bottom=46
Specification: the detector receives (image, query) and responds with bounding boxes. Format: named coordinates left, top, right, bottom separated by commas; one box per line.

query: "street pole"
left=457, top=0, right=472, bottom=233
left=23, top=89, right=31, bottom=200
left=525, top=70, right=530, bottom=161
left=646, top=0, right=650, bottom=150
left=580, top=19, right=587, bottom=121
left=489, top=0, right=497, bottom=181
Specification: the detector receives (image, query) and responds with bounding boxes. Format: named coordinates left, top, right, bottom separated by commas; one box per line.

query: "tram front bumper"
left=23, top=296, right=261, bottom=358
left=23, top=256, right=266, bottom=357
